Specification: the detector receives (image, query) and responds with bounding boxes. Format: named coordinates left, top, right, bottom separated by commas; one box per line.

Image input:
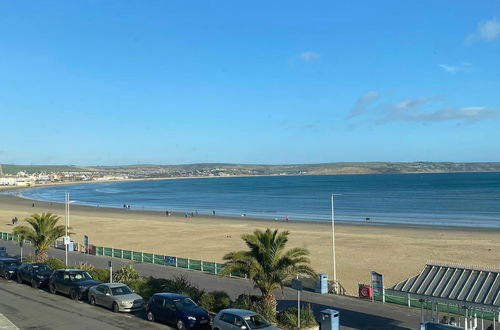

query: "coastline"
left=1, top=192, right=499, bottom=295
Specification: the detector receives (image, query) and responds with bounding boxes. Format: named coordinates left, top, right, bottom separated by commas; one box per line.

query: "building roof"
left=391, top=262, right=500, bottom=310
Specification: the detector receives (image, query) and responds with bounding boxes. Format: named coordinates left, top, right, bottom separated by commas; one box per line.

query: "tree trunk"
left=261, top=290, right=278, bottom=321
left=35, top=249, right=48, bottom=263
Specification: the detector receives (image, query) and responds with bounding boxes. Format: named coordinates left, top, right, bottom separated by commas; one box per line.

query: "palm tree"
left=13, top=213, right=68, bottom=262
left=220, top=228, right=316, bottom=317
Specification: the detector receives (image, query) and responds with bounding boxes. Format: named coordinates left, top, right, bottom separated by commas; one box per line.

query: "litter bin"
left=315, top=273, right=328, bottom=294
left=320, top=309, right=339, bottom=330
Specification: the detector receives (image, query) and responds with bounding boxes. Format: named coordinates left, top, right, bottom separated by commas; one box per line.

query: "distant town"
left=1, top=162, right=500, bottom=187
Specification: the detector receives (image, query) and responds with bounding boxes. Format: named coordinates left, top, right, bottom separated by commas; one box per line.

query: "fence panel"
left=164, top=256, right=177, bottom=267
left=189, top=259, right=202, bottom=271
left=203, top=262, right=215, bottom=274
left=113, top=248, right=122, bottom=258
left=104, top=247, right=113, bottom=257
left=96, top=246, right=104, bottom=256
left=143, top=253, right=153, bottom=263
left=132, top=251, right=143, bottom=262
left=153, top=254, right=166, bottom=265
left=2, top=233, right=7, bottom=240
left=216, top=263, right=225, bottom=275
left=122, top=250, right=132, bottom=260
left=177, top=258, right=189, bottom=269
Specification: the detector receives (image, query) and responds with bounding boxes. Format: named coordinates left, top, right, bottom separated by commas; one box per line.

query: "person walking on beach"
left=285, top=215, right=289, bottom=222
left=212, top=210, right=216, bottom=216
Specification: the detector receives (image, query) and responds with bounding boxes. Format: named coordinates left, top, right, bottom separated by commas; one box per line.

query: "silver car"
left=213, top=309, right=280, bottom=330
left=88, top=283, right=144, bottom=313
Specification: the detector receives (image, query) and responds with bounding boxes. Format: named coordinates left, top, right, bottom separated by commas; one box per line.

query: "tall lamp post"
left=331, top=194, right=341, bottom=294
left=64, top=192, right=70, bottom=266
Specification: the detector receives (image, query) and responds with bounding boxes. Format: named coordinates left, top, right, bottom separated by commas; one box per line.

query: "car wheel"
left=176, top=320, right=185, bottom=330
left=147, top=311, right=155, bottom=322
left=31, top=279, right=38, bottom=288
left=49, top=283, right=57, bottom=294
left=17, top=274, right=23, bottom=284
left=112, top=302, right=119, bottom=313
left=70, top=289, right=80, bottom=300
left=89, top=296, right=96, bottom=306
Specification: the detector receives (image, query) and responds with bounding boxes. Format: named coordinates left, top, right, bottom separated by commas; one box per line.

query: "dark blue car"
left=146, top=293, right=210, bottom=330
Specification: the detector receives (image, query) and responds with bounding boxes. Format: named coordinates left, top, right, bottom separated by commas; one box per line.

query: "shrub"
left=199, top=291, right=233, bottom=312
left=75, top=262, right=94, bottom=272
left=113, top=264, right=140, bottom=285
left=233, top=294, right=261, bottom=310
left=89, top=268, right=110, bottom=282
left=277, top=305, right=317, bottom=330
left=199, top=292, right=215, bottom=312
left=46, top=257, right=66, bottom=270
left=212, top=291, right=232, bottom=312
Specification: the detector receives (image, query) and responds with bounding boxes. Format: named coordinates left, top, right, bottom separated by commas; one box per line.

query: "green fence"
left=375, top=290, right=499, bottom=322
left=0, top=231, right=248, bottom=278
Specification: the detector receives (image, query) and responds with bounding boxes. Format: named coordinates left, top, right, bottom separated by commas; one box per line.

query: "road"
left=0, top=278, right=171, bottom=330
left=1, top=240, right=421, bottom=329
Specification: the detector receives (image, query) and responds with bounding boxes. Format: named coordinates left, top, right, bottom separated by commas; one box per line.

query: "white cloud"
left=299, top=51, right=320, bottom=62
left=348, top=93, right=500, bottom=124
left=466, top=17, right=500, bottom=44
left=347, top=90, right=380, bottom=118
left=439, top=63, right=472, bottom=74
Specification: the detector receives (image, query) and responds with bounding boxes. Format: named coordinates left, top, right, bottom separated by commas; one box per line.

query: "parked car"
left=88, top=283, right=144, bottom=313
left=213, top=309, right=279, bottom=330
left=16, top=263, right=53, bottom=288
left=146, top=293, right=210, bottom=329
left=48, top=269, right=101, bottom=300
left=0, top=257, right=22, bottom=280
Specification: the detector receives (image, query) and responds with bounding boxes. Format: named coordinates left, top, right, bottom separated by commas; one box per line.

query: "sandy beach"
left=0, top=191, right=499, bottom=295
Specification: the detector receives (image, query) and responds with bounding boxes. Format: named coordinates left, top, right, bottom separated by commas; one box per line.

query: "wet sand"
left=0, top=192, right=499, bottom=295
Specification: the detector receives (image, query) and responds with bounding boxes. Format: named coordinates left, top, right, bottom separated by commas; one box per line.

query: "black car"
left=0, top=257, right=22, bottom=280
left=48, top=269, right=101, bottom=300
left=17, top=263, right=53, bottom=288
left=146, top=293, right=210, bottom=330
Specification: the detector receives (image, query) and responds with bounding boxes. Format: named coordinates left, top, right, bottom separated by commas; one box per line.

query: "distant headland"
left=1, top=162, right=500, bottom=186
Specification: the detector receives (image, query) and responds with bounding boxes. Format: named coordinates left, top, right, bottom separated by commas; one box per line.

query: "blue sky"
left=1, top=1, right=499, bottom=165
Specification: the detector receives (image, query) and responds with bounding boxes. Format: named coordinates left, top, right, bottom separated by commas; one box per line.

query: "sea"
left=11, top=172, right=500, bottom=228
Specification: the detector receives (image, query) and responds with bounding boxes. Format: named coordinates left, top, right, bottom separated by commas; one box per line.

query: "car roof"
left=153, top=292, right=188, bottom=300
left=56, top=269, right=87, bottom=272
left=219, top=309, right=259, bottom=317
left=101, top=283, right=130, bottom=288
left=0, top=257, right=18, bottom=261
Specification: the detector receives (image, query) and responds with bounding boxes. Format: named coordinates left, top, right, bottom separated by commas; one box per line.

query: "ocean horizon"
left=10, top=172, right=500, bottom=228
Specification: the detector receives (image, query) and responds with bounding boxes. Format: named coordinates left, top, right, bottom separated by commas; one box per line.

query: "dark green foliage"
left=89, top=268, right=110, bottom=282
left=134, top=275, right=204, bottom=302
left=212, top=291, right=232, bottom=312
left=277, top=305, right=317, bottom=330
left=46, top=257, right=66, bottom=270
left=233, top=294, right=261, bottom=310
left=199, top=292, right=215, bottom=312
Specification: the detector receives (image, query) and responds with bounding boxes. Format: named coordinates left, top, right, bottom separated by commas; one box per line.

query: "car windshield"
left=244, top=314, right=271, bottom=329
left=173, top=298, right=197, bottom=310
left=69, top=272, right=92, bottom=281
left=5, top=261, right=20, bottom=267
left=33, top=265, right=51, bottom=273
left=111, top=286, right=133, bottom=295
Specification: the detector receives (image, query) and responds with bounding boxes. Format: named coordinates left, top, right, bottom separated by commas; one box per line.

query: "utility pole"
left=331, top=194, right=341, bottom=294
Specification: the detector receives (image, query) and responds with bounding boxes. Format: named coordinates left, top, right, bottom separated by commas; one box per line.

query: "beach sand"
left=0, top=192, right=499, bottom=295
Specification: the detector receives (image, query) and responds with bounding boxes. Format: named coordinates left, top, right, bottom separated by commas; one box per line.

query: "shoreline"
left=4, top=180, right=500, bottom=231
left=0, top=192, right=499, bottom=295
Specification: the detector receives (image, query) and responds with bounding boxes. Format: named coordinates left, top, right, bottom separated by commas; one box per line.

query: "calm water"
left=13, top=172, right=500, bottom=228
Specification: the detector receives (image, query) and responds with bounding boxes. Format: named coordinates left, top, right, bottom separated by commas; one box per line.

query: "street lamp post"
left=331, top=194, right=340, bottom=294
left=65, top=192, right=70, bottom=266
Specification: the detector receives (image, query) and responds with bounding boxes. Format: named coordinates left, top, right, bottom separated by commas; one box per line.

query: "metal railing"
left=373, top=289, right=499, bottom=322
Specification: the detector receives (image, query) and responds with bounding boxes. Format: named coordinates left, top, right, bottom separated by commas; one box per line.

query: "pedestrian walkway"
left=0, top=313, right=19, bottom=330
